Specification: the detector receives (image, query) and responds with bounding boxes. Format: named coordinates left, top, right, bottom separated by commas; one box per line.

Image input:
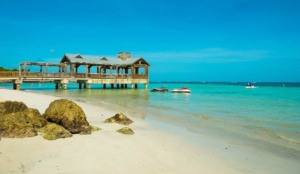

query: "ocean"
left=1, top=82, right=300, bottom=159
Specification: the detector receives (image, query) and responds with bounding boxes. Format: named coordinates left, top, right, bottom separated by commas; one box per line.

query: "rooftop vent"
left=117, top=52, right=131, bottom=61
left=100, top=57, right=108, bottom=61
left=75, top=54, right=83, bottom=59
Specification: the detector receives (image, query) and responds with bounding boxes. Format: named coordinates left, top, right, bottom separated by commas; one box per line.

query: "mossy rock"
left=40, top=123, right=72, bottom=140
left=116, top=127, right=134, bottom=135
left=0, top=126, right=37, bottom=138
left=0, top=108, right=47, bottom=138
left=91, top=126, right=102, bottom=132
left=0, top=101, right=28, bottom=115
left=104, top=113, right=133, bottom=125
left=79, top=126, right=102, bottom=135
left=43, top=99, right=90, bottom=134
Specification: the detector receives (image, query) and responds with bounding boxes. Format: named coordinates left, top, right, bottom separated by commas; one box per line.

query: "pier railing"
left=0, top=72, right=148, bottom=80
left=0, top=71, right=19, bottom=78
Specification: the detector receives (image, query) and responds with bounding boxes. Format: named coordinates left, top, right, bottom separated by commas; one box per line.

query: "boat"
left=171, top=87, right=191, bottom=93
left=245, top=83, right=255, bottom=88
left=150, top=87, right=168, bottom=92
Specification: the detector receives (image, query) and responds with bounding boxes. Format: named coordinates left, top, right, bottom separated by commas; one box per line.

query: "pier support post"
left=121, top=84, right=124, bottom=88
left=135, top=84, right=138, bottom=89
left=13, top=79, right=22, bottom=90
left=60, top=79, right=69, bottom=90
left=84, top=83, right=87, bottom=89
left=63, top=83, right=67, bottom=90
left=131, top=84, right=134, bottom=89
left=144, top=83, right=148, bottom=89
left=87, top=83, right=91, bottom=89
left=79, top=83, right=82, bottom=89
left=103, top=84, right=106, bottom=89
left=54, top=80, right=60, bottom=89
left=125, top=84, right=128, bottom=89
left=13, top=83, right=21, bottom=90
left=111, top=84, right=114, bottom=89
left=117, top=84, right=120, bottom=88
left=85, top=79, right=92, bottom=89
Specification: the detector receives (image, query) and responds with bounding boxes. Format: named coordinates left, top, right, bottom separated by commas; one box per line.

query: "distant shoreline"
left=150, top=81, right=300, bottom=87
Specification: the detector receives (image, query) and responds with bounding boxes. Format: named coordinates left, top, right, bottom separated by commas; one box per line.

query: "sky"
left=0, top=0, right=299, bottom=82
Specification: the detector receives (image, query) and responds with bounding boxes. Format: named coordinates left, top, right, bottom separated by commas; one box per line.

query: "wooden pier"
left=0, top=52, right=150, bottom=90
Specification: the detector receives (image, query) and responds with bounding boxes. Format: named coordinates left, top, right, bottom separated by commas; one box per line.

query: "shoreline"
left=1, top=88, right=299, bottom=173
left=0, top=88, right=239, bottom=174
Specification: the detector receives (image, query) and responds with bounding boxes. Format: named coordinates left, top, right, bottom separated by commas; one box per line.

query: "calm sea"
left=1, top=82, right=300, bottom=157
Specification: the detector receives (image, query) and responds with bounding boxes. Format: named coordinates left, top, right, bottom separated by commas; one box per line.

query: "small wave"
left=150, top=105, right=173, bottom=110
left=190, top=113, right=211, bottom=120
left=275, top=134, right=300, bottom=145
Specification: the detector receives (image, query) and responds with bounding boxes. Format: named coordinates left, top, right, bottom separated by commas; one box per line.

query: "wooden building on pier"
left=1, top=52, right=150, bottom=90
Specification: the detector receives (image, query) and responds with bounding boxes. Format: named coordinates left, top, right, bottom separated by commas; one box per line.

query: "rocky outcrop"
left=116, top=127, right=134, bottom=135
left=104, top=113, right=133, bottom=125
left=0, top=99, right=101, bottom=140
left=40, top=123, right=72, bottom=140
left=0, top=108, right=47, bottom=138
left=0, top=101, right=28, bottom=115
left=43, top=99, right=91, bottom=134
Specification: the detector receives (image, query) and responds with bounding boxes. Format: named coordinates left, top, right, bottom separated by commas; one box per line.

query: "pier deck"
left=0, top=52, right=150, bottom=90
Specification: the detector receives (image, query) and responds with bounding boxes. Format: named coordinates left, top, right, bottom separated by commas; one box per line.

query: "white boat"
left=245, top=86, right=255, bottom=88
left=245, top=83, right=255, bottom=88
left=171, top=87, right=191, bottom=93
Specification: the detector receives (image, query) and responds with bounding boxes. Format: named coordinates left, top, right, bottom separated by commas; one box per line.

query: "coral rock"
left=43, top=99, right=91, bottom=134
left=0, top=101, right=28, bottom=115
left=0, top=108, right=47, bottom=138
left=40, top=123, right=72, bottom=140
left=116, top=127, right=134, bottom=135
left=104, top=112, right=133, bottom=125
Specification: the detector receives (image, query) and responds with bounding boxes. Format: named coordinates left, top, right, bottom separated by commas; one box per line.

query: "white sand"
left=0, top=89, right=240, bottom=174
left=1, top=88, right=299, bottom=174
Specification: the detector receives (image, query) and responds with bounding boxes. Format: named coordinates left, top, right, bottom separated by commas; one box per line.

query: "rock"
left=116, top=127, right=134, bottom=135
left=43, top=99, right=91, bottom=134
left=91, top=126, right=102, bottom=132
left=0, top=108, right=47, bottom=138
left=40, top=123, right=72, bottom=140
left=104, top=112, right=133, bottom=125
left=0, top=101, right=28, bottom=115
left=79, top=126, right=102, bottom=135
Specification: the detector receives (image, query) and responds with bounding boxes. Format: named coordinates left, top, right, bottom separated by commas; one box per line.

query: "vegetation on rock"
left=91, top=126, right=102, bottom=132
left=116, top=127, right=134, bottom=135
left=104, top=112, right=133, bottom=125
left=0, top=108, right=47, bottom=138
left=79, top=126, right=102, bottom=135
left=0, top=101, right=28, bottom=115
left=40, top=123, right=72, bottom=140
left=43, top=99, right=91, bottom=134
left=0, top=99, right=102, bottom=140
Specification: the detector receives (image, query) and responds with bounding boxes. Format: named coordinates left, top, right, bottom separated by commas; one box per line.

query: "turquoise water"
left=1, top=82, right=300, bottom=155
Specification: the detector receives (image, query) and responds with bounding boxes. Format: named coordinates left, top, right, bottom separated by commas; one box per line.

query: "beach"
left=0, top=88, right=238, bottom=174
left=0, top=87, right=299, bottom=174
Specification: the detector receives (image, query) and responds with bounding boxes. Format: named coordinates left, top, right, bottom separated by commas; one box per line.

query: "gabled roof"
left=61, top=54, right=150, bottom=66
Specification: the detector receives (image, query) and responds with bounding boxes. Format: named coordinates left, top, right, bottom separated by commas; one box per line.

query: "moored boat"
left=245, top=83, right=255, bottom=88
left=151, top=87, right=168, bottom=92
left=171, top=87, right=191, bottom=93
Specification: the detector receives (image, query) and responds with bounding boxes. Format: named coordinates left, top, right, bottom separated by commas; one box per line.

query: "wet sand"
left=0, top=88, right=299, bottom=174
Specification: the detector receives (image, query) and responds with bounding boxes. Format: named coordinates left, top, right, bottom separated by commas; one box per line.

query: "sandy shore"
left=0, top=88, right=240, bottom=174
left=1, top=88, right=299, bottom=174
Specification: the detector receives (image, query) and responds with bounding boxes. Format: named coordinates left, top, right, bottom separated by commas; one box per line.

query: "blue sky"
left=0, top=0, right=299, bottom=82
